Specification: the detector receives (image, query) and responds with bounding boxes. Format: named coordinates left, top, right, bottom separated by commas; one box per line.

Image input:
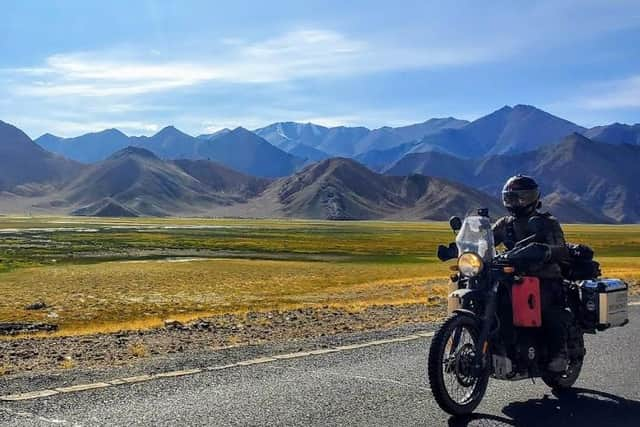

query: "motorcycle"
left=427, top=208, right=629, bottom=415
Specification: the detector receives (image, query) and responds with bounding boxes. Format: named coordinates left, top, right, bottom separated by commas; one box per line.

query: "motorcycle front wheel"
left=427, top=313, right=490, bottom=416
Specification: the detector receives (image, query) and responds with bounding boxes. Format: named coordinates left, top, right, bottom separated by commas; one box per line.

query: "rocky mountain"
left=288, top=144, right=331, bottom=162
left=173, top=158, right=270, bottom=198
left=196, top=128, right=231, bottom=141
left=385, top=151, right=475, bottom=183
left=188, top=127, right=303, bottom=177
left=254, top=122, right=330, bottom=152
left=133, top=126, right=202, bottom=159
left=36, top=129, right=131, bottom=163
left=37, top=126, right=302, bottom=178
left=0, top=120, right=81, bottom=193
left=354, top=141, right=421, bottom=172
left=584, top=123, right=640, bottom=145
left=238, top=158, right=504, bottom=220
left=409, top=105, right=585, bottom=158
left=352, top=118, right=469, bottom=154
left=54, top=147, right=266, bottom=217
left=391, top=117, right=469, bottom=142
left=255, top=118, right=468, bottom=157
left=387, top=133, right=640, bottom=223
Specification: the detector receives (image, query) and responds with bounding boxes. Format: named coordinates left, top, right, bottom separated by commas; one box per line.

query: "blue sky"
left=1, top=0, right=639, bottom=138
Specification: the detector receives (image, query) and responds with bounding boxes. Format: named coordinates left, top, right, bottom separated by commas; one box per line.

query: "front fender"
left=452, top=308, right=481, bottom=321
left=450, top=288, right=483, bottom=302
left=447, top=288, right=484, bottom=315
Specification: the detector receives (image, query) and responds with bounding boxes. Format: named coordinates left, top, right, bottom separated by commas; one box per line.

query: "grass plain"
left=0, top=216, right=638, bottom=335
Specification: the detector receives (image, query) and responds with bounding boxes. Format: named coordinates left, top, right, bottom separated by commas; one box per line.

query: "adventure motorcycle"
left=428, top=209, right=629, bottom=415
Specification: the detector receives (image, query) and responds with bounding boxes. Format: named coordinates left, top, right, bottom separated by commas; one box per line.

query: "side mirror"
left=437, top=243, right=459, bottom=262
left=449, top=216, right=462, bottom=233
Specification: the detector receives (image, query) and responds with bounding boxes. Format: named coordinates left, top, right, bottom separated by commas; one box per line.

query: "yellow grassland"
left=0, top=217, right=638, bottom=336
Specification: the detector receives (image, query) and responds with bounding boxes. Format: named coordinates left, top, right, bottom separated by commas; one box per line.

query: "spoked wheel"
left=428, top=314, right=490, bottom=415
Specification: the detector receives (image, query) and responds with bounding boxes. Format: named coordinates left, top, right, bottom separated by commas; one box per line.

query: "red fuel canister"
left=512, top=276, right=542, bottom=327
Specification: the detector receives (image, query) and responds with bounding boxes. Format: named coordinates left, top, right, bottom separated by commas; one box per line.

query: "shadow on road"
left=447, top=387, right=640, bottom=427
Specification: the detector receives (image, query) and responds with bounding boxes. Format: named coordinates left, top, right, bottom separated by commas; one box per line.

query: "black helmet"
left=502, top=175, right=540, bottom=217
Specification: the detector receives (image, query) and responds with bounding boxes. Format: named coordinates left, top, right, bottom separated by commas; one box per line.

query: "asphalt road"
left=1, top=306, right=639, bottom=427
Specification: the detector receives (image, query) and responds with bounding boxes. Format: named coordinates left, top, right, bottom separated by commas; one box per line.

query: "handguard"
left=505, top=242, right=550, bottom=264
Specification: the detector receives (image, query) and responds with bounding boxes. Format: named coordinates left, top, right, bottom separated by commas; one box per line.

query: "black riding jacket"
left=492, top=211, right=569, bottom=279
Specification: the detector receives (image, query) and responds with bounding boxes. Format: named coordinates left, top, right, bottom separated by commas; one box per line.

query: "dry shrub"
left=129, top=342, right=148, bottom=358
left=59, top=357, right=75, bottom=369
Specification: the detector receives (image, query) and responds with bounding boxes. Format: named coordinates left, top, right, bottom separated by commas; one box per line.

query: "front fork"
left=473, top=282, right=499, bottom=374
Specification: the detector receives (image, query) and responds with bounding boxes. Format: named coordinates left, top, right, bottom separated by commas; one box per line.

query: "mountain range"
left=2, top=104, right=639, bottom=222
left=38, top=126, right=303, bottom=178
left=386, top=133, right=640, bottom=223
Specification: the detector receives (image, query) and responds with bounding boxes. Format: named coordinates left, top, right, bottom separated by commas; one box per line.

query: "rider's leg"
left=541, top=279, right=570, bottom=372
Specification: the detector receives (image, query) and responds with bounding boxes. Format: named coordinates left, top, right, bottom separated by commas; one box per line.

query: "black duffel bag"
left=562, top=243, right=601, bottom=281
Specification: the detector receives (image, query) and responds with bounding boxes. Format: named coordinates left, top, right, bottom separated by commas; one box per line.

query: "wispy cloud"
left=5, top=116, right=161, bottom=138
left=7, top=29, right=497, bottom=98
left=576, top=75, right=640, bottom=110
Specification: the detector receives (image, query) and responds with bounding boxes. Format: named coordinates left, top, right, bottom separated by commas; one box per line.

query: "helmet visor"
left=502, top=189, right=539, bottom=208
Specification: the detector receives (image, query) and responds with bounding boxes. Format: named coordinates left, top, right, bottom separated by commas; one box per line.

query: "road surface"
left=1, top=306, right=639, bottom=426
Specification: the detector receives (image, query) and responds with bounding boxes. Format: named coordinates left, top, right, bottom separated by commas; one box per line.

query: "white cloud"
left=577, top=75, right=640, bottom=110
left=7, top=29, right=497, bottom=98
left=5, top=116, right=161, bottom=137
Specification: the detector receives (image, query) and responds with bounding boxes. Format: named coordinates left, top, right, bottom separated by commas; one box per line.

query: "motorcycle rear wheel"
left=427, top=313, right=490, bottom=416
left=542, top=358, right=583, bottom=389
left=542, top=327, right=584, bottom=390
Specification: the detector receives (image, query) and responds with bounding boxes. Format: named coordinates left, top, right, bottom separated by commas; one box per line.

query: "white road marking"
left=55, top=382, right=111, bottom=393
left=0, top=389, right=59, bottom=401
left=154, top=368, right=202, bottom=378
left=629, top=301, right=640, bottom=306
left=0, top=330, right=435, bottom=403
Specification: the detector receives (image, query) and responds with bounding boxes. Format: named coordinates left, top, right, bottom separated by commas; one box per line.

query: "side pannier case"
left=578, top=279, right=629, bottom=330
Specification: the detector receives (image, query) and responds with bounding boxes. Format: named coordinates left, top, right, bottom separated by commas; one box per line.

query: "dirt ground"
left=0, top=301, right=447, bottom=376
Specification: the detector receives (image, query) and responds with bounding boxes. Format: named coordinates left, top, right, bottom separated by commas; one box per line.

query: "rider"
left=492, top=175, right=571, bottom=373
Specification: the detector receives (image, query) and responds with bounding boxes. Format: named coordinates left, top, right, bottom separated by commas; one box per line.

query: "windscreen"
left=455, top=215, right=495, bottom=261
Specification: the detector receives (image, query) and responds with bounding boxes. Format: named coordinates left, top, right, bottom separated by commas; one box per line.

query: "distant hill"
left=133, top=126, right=202, bottom=160
left=353, top=118, right=469, bottom=154
left=584, top=123, right=640, bottom=146
left=232, top=158, right=504, bottom=220
left=37, top=125, right=302, bottom=178
left=189, top=127, right=303, bottom=178
left=409, top=105, right=585, bottom=158
left=354, top=141, right=421, bottom=172
left=254, top=122, right=330, bottom=152
left=0, top=120, right=81, bottom=193
left=36, top=129, right=131, bottom=163
left=55, top=147, right=266, bottom=217
left=173, top=158, right=270, bottom=197
left=387, top=133, right=640, bottom=223
left=196, top=128, right=231, bottom=141
left=255, top=118, right=467, bottom=157
left=288, top=144, right=331, bottom=162
left=385, top=150, right=475, bottom=183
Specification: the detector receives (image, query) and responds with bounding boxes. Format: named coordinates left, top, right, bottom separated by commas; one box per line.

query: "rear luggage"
left=563, top=243, right=601, bottom=281
left=578, top=279, right=629, bottom=330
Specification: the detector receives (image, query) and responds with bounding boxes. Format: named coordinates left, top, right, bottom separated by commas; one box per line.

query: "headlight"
left=458, top=252, right=484, bottom=277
